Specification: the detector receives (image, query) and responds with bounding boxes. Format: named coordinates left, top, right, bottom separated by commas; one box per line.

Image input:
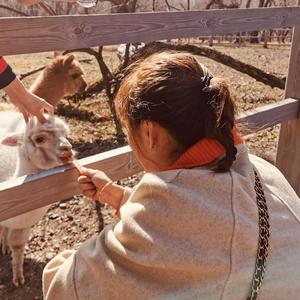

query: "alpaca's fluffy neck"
left=30, top=71, right=65, bottom=106
left=14, top=148, right=41, bottom=177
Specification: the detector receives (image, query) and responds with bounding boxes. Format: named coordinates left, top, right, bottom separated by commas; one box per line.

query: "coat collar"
left=163, top=129, right=244, bottom=171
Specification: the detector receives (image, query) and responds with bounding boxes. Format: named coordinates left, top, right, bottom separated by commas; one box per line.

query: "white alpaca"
left=0, top=111, right=74, bottom=286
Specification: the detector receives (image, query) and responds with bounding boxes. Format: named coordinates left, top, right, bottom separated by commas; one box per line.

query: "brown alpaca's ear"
left=53, top=51, right=63, bottom=58
left=63, top=54, right=75, bottom=67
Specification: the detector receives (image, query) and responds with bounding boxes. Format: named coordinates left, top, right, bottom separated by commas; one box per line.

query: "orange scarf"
left=164, top=129, right=244, bottom=171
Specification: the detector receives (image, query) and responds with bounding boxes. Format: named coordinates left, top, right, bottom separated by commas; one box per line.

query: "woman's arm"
left=0, top=57, right=53, bottom=123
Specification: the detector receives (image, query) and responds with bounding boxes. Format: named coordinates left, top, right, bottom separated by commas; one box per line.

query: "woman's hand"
left=4, top=77, right=54, bottom=123
left=78, top=167, right=125, bottom=210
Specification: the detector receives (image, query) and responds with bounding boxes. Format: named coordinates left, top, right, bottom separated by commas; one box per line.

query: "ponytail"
left=203, top=77, right=237, bottom=173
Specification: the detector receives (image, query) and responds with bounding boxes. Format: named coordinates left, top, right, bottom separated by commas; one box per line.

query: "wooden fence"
left=0, top=6, right=300, bottom=221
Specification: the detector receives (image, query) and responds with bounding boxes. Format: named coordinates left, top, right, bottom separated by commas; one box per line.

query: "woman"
left=0, top=56, right=53, bottom=123
left=43, top=52, right=300, bottom=300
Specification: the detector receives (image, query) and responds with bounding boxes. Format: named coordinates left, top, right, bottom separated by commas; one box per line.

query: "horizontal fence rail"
left=0, top=98, right=299, bottom=222
left=238, top=98, right=299, bottom=130
left=0, top=146, right=141, bottom=221
left=0, top=7, right=300, bottom=55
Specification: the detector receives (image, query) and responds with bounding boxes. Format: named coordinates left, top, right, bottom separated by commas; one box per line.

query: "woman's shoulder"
left=249, top=154, right=300, bottom=217
left=249, top=154, right=298, bottom=194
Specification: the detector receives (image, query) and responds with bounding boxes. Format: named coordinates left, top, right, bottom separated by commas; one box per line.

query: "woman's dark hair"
left=115, top=52, right=237, bottom=172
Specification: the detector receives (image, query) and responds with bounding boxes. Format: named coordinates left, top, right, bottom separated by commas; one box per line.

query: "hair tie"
left=201, top=74, right=213, bottom=90
left=227, top=146, right=237, bottom=161
left=201, top=74, right=226, bottom=128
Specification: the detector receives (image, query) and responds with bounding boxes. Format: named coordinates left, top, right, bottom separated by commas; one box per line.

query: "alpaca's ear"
left=53, top=51, right=63, bottom=58
left=1, top=133, right=23, bottom=147
left=63, top=54, right=75, bottom=66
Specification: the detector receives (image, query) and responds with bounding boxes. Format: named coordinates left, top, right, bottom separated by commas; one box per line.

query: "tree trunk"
left=249, top=31, right=260, bottom=44
left=68, top=41, right=285, bottom=104
left=127, top=41, right=286, bottom=89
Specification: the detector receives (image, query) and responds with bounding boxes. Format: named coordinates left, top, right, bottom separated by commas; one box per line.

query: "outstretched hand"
left=4, top=77, right=54, bottom=123
left=17, top=90, right=54, bottom=123
left=78, top=167, right=125, bottom=210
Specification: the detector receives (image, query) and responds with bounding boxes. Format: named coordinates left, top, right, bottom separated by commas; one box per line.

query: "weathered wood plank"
left=0, top=98, right=299, bottom=221
left=238, top=98, right=299, bottom=131
left=0, top=7, right=300, bottom=55
left=276, top=3, right=300, bottom=196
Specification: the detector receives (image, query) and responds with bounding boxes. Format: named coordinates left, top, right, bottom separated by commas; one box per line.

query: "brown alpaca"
left=0, top=54, right=87, bottom=110
left=30, top=54, right=87, bottom=106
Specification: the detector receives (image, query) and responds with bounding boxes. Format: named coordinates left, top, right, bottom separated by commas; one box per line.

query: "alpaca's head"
left=47, top=54, right=87, bottom=96
left=1, top=115, right=75, bottom=170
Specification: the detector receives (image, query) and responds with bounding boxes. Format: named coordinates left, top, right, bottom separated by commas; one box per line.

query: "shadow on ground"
left=0, top=255, right=45, bottom=300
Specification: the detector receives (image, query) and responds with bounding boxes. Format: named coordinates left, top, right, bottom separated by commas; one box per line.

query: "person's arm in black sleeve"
left=0, top=56, right=16, bottom=89
left=0, top=56, right=54, bottom=123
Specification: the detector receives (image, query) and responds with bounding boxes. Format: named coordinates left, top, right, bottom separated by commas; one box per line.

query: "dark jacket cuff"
left=0, top=58, right=16, bottom=89
left=0, top=56, right=16, bottom=89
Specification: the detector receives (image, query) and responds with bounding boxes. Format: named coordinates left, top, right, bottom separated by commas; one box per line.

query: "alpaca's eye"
left=35, top=136, right=45, bottom=144
left=72, top=74, right=80, bottom=79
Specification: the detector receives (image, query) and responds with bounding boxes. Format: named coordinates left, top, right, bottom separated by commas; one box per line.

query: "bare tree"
left=98, top=0, right=138, bottom=13
left=187, top=0, right=190, bottom=10
left=0, top=4, right=30, bottom=16
left=205, top=0, right=239, bottom=9
left=152, top=0, right=156, bottom=11
left=165, top=0, right=181, bottom=11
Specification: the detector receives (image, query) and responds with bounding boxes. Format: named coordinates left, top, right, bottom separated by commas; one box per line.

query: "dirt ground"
left=0, top=42, right=291, bottom=299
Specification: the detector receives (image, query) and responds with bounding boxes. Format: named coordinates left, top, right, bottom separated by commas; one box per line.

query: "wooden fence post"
left=276, top=1, right=300, bottom=196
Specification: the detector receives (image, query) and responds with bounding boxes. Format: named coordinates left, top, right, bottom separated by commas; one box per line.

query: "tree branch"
left=19, top=66, right=45, bottom=80
left=0, top=4, right=30, bottom=16
left=130, top=41, right=285, bottom=89
left=152, top=0, right=156, bottom=11
left=38, top=2, right=56, bottom=15
left=122, top=43, right=131, bottom=68
left=63, top=48, right=99, bottom=57
left=165, top=0, right=181, bottom=11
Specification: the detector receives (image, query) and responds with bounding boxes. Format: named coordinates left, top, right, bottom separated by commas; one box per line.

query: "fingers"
left=78, top=176, right=97, bottom=200
left=41, top=100, right=54, bottom=115
left=84, top=169, right=111, bottom=188
left=25, top=93, right=53, bottom=122
left=21, top=110, right=29, bottom=123
left=83, top=189, right=97, bottom=199
left=77, top=169, right=112, bottom=204
left=80, top=184, right=100, bottom=201
left=78, top=175, right=92, bottom=184
left=36, top=111, right=47, bottom=124
left=78, top=175, right=96, bottom=198
left=80, top=167, right=100, bottom=178
left=78, top=180, right=95, bottom=190
left=34, top=98, right=54, bottom=123
left=80, top=183, right=95, bottom=190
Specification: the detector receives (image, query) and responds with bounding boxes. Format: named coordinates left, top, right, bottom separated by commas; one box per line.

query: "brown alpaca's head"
left=48, top=54, right=87, bottom=96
